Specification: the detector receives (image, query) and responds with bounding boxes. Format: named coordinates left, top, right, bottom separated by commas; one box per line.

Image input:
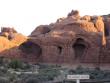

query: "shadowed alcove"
left=19, top=41, right=42, bottom=57
left=57, top=46, right=62, bottom=54
left=73, top=38, right=87, bottom=59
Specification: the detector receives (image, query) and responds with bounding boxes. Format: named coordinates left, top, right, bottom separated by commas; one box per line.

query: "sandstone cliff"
left=1, top=10, right=110, bottom=65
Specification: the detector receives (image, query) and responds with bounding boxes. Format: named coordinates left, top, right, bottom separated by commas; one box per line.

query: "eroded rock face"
left=1, top=10, right=110, bottom=65
left=0, top=27, right=17, bottom=40
left=19, top=10, right=110, bottom=64
left=30, top=25, right=51, bottom=36
left=0, top=27, right=27, bottom=59
left=68, top=10, right=80, bottom=19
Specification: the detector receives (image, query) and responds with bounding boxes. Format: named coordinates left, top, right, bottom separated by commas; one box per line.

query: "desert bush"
left=0, top=77, right=10, bottom=83
left=25, top=78, right=39, bottom=83
left=0, top=56, right=4, bottom=65
left=89, top=68, right=104, bottom=79
left=8, top=59, right=23, bottom=69
left=38, top=63, right=61, bottom=69
left=38, top=68, right=60, bottom=81
left=8, top=73, right=18, bottom=82
left=68, top=66, right=110, bottom=80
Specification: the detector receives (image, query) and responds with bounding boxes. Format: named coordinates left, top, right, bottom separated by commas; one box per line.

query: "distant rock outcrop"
left=0, top=27, right=27, bottom=59
left=0, top=27, right=17, bottom=40
left=68, top=10, right=80, bottom=19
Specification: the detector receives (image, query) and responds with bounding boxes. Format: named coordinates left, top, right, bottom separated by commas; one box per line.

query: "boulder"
left=30, top=25, right=51, bottom=37
left=0, top=27, right=17, bottom=40
left=1, top=27, right=17, bottom=33
left=81, top=15, right=91, bottom=21
left=93, top=16, right=104, bottom=32
left=67, top=10, right=80, bottom=20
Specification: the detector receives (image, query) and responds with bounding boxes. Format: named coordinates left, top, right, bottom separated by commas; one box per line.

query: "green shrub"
left=38, top=68, right=60, bottom=81
left=0, top=56, right=4, bottom=65
left=8, top=59, right=23, bottom=69
left=0, top=77, right=10, bottom=83
left=26, top=78, right=39, bottom=83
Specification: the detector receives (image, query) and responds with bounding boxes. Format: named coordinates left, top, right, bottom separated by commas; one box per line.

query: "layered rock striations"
left=27, top=10, right=110, bottom=64
left=1, top=10, right=110, bottom=65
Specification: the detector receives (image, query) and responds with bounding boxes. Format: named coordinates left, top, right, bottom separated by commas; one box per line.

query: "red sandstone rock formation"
left=1, top=10, right=110, bottom=65
left=0, top=27, right=27, bottom=59
left=19, top=10, right=110, bottom=64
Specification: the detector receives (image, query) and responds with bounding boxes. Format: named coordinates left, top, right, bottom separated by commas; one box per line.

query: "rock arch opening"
left=19, top=41, right=42, bottom=57
left=73, top=38, right=86, bottom=59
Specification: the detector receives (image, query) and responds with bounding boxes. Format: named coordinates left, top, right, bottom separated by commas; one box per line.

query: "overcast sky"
left=0, top=0, right=110, bottom=35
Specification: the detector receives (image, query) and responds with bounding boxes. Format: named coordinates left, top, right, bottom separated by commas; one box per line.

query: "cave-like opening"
left=73, top=38, right=86, bottom=59
left=19, top=41, right=42, bottom=57
left=57, top=46, right=62, bottom=54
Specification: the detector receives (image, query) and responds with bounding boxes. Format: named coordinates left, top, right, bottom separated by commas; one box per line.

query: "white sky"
left=0, top=0, right=110, bottom=36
